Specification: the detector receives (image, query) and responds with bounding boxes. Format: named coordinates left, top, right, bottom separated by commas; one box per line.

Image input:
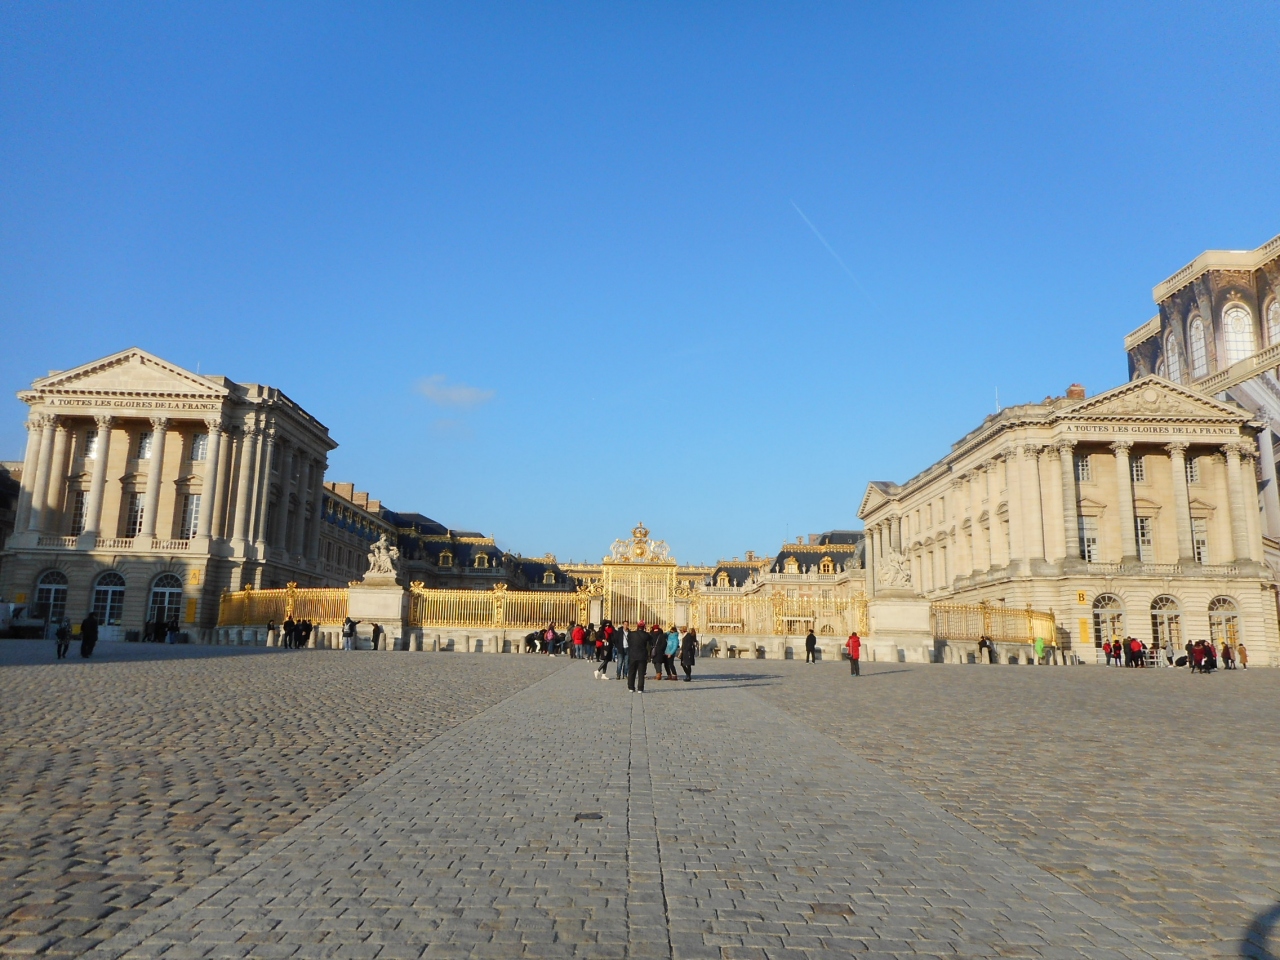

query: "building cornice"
left=1153, top=233, right=1280, bottom=303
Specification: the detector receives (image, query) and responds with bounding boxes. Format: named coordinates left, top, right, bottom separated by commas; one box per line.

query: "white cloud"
left=415, top=375, right=495, bottom=408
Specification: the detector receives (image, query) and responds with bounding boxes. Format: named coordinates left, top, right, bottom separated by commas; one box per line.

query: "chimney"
left=335, top=482, right=355, bottom=500
left=1066, top=383, right=1086, bottom=400
left=353, top=491, right=369, bottom=508
left=808, top=534, right=820, bottom=544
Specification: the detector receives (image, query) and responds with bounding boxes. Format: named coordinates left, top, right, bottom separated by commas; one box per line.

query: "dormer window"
left=474, top=554, right=489, bottom=569
left=439, top=551, right=453, bottom=568
left=784, top=557, right=799, bottom=574
left=543, top=571, right=556, bottom=585
left=716, top=572, right=729, bottom=587
left=819, top=557, right=834, bottom=574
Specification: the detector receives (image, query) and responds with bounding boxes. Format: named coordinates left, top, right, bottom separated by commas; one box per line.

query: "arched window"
left=1207, top=596, right=1239, bottom=646
left=1149, top=595, right=1181, bottom=652
left=92, top=571, right=126, bottom=625
left=1222, top=303, right=1255, bottom=364
left=438, top=551, right=453, bottom=568
left=1164, top=333, right=1183, bottom=383
left=716, top=572, right=729, bottom=587
left=474, top=553, right=489, bottom=569
left=35, top=570, right=69, bottom=622
left=1189, top=318, right=1208, bottom=377
left=784, top=557, right=799, bottom=574
left=818, top=557, right=834, bottom=575
left=1092, top=594, right=1124, bottom=647
left=148, top=573, right=184, bottom=625
left=1268, top=301, right=1280, bottom=346
left=542, top=571, right=556, bottom=585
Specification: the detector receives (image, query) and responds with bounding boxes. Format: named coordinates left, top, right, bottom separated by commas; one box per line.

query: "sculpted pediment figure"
left=30, top=348, right=228, bottom=399
left=1059, top=376, right=1245, bottom=422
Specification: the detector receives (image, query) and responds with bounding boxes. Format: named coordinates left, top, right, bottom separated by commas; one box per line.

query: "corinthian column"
left=1111, top=440, right=1138, bottom=562
left=254, top=430, right=278, bottom=552
left=1255, top=420, right=1280, bottom=538
left=26, top=415, right=58, bottom=532
left=80, top=416, right=114, bottom=544
left=195, top=419, right=224, bottom=539
left=1056, top=440, right=1080, bottom=564
left=968, top=466, right=987, bottom=571
left=13, top=417, right=45, bottom=534
left=1022, top=444, right=1046, bottom=563
left=1167, top=441, right=1195, bottom=562
left=1223, top=443, right=1251, bottom=562
left=42, top=421, right=70, bottom=533
left=138, top=417, right=169, bottom=540
left=231, top=427, right=259, bottom=554
left=305, top=458, right=326, bottom=559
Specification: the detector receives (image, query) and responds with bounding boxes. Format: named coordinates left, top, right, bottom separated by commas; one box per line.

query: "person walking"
left=612, top=622, right=628, bottom=679
left=664, top=626, right=680, bottom=679
left=1239, top=642, right=1249, bottom=669
left=80, top=610, right=99, bottom=658
left=341, top=617, right=358, bottom=650
left=165, top=617, right=179, bottom=645
left=628, top=621, right=652, bottom=692
left=55, top=617, right=71, bottom=659
left=1034, top=636, right=1046, bottom=665
left=1222, top=642, right=1236, bottom=669
left=804, top=629, right=818, bottom=664
left=845, top=631, right=861, bottom=677
left=679, top=627, right=698, bottom=681
left=650, top=623, right=666, bottom=680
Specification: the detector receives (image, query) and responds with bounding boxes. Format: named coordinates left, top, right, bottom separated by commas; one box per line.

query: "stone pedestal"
left=347, top=578, right=407, bottom=651
left=866, top=596, right=934, bottom=663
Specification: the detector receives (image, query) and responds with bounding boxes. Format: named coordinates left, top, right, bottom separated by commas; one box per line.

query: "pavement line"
left=78, top=658, right=574, bottom=960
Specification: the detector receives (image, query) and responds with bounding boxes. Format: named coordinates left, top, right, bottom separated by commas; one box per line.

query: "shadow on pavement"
left=0, top=638, right=284, bottom=667
left=1244, top=902, right=1280, bottom=959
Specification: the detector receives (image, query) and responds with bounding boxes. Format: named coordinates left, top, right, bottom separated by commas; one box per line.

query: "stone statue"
left=876, top=549, right=912, bottom=590
left=366, top=535, right=400, bottom=578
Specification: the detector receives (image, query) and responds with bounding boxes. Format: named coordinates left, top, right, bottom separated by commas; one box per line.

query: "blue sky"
left=2, top=2, right=1278, bottom=566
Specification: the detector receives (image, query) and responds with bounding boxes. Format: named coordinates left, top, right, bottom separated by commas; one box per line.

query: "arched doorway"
left=148, top=573, right=185, bottom=634
left=1092, top=594, right=1125, bottom=661
left=1208, top=596, right=1239, bottom=650
left=1149, top=595, right=1181, bottom=666
left=92, top=571, right=126, bottom=643
left=33, top=570, right=69, bottom=628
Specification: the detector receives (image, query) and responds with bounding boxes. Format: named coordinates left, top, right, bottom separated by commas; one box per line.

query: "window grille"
left=1186, top=457, right=1200, bottom=484
left=70, top=490, right=87, bottom=536
left=1131, top=457, right=1145, bottom=483
left=190, top=433, right=208, bottom=461
left=137, top=432, right=153, bottom=460
left=1192, top=518, right=1209, bottom=564
left=1079, top=516, right=1100, bottom=562
left=1189, top=319, right=1208, bottom=377
left=1135, top=516, right=1154, bottom=562
left=1075, top=455, right=1092, bottom=482
left=1222, top=304, right=1256, bottom=365
left=180, top=494, right=202, bottom=539
left=125, top=493, right=145, bottom=538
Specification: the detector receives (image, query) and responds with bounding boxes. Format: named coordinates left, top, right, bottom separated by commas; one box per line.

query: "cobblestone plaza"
left=1, top=645, right=1275, bottom=960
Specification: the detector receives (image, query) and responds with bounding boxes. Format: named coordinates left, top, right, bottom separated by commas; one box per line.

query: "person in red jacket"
left=571, top=622, right=586, bottom=659
left=845, top=632, right=861, bottom=677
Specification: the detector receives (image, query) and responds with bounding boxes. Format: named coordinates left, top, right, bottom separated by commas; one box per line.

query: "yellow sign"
left=189, top=569, right=202, bottom=585
left=184, top=598, right=198, bottom=623
left=1077, top=591, right=1087, bottom=604
left=1078, top=618, right=1090, bottom=644
left=14, top=592, right=26, bottom=604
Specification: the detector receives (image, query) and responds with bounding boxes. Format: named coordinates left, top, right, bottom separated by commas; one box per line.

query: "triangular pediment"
left=858, top=482, right=898, bottom=519
left=1077, top=497, right=1107, bottom=515
left=1057, top=375, right=1247, bottom=422
left=29, top=348, right=228, bottom=399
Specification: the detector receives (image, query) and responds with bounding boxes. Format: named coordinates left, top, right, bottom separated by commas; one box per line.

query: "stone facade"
left=859, top=377, right=1280, bottom=666
left=0, top=348, right=336, bottom=637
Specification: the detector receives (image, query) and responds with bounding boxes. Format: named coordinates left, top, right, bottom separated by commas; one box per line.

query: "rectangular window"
left=1075, top=455, right=1092, bottom=482
left=939, top=496, right=946, bottom=522
left=1135, top=516, right=1154, bottom=562
left=1131, top=457, right=1146, bottom=483
left=137, top=432, right=153, bottom=460
left=190, top=433, right=209, bottom=461
left=1192, top=517, right=1209, bottom=564
left=926, top=504, right=933, bottom=528
left=126, top=493, right=145, bottom=538
left=69, top=490, right=87, bottom=535
left=180, top=493, right=202, bottom=539
left=84, top=431, right=98, bottom=460
left=1186, top=457, right=1200, bottom=484
left=1079, top=516, right=1100, bottom=562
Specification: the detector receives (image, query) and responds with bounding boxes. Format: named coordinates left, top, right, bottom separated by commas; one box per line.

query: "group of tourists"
left=1102, top=636, right=1248, bottom=671
left=50, top=611, right=98, bottom=659
left=266, top=617, right=319, bottom=649
left=142, top=618, right=181, bottom=644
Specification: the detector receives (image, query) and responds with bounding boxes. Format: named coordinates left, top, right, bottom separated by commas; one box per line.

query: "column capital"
left=150, top=415, right=171, bottom=430
left=1166, top=440, right=1190, bottom=456
left=1110, top=439, right=1134, bottom=455
left=94, top=414, right=115, bottom=430
left=1054, top=438, right=1076, bottom=456
left=949, top=476, right=964, bottom=491
left=1022, top=442, right=1045, bottom=459
left=204, top=416, right=226, bottom=433
left=1222, top=441, right=1245, bottom=460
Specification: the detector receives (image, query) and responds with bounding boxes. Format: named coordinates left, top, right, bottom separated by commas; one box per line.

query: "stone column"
left=1042, top=445, right=1065, bottom=561
left=1167, top=441, right=1195, bottom=562
left=13, top=417, right=45, bottom=534
left=968, top=466, right=987, bottom=571
left=256, top=433, right=280, bottom=552
left=26, top=415, right=58, bottom=532
left=306, top=460, right=326, bottom=559
left=231, top=427, right=259, bottom=553
left=1256, top=421, right=1280, bottom=538
left=1239, top=445, right=1263, bottom=562
left=1111, top=440, right=1138, bottom=562
left=138, top=417, right=169, bottom=540
left=1056, top=440, right=1081, bottom=564
left=195, top=419, right=224, bottom=539
left=42, top=421, right=70, bottom=533
left=210, top=423, right=233, bottom=540
left=1022, top=444, right=1046, bottom=564
left=950, top=478, right=969, bottom=575
left=80, top=416, right=114, bottom=544
left=1005, top=449, right=1026, bottom=572
left=1223, top=443, right=1251, bottom=562
left=281, top=444, right=300, bottom=554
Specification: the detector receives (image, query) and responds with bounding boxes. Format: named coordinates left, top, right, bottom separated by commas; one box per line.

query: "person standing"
left=664, top=626, right=680, bottom=679
left=80, top=610, right=99, bottom=658
left=571, top=621, right=585, bottom=659
left=613, top=622, right=628, bottom=679
left=650, top=623, right=666, bottom=680
left=1034, top=636, right=1046, bottom=665
left=679, top=627, right=698, bottom=682
left=804, top=629, right=818, bottom=664
left=55, top=618, right=71, bottom=660
left=845, top=631, right=861, bottom=677
left=342, top=617, right=358, bottom=650
left=166, top=617, right=179, bottom=645
left=628, top=621, right=652, bottom=692
left=1102, top=639, right=1112, bottom=666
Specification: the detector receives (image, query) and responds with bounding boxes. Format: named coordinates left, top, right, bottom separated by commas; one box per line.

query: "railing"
left=931, top=601, right=1055, bottom=644
left=95, top=537, right=136, bottom=550
left=36, top=536, right=78, bottom=548
left=217, top=582, right=349, bottom=626
left=1086, top=561, right=1241, bottom=577
left=151, top=538, right=191, bottom=551
left=408, top=583, right=586, bottom=630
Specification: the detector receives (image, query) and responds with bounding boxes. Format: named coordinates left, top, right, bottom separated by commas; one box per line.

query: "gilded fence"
left=217, top=583, right=349, bottom=627
left=930, top=601, right=1055, bottom=644
left=694, top=593, right=868, bottom=636
left=407, top=583, right=587, bottom=630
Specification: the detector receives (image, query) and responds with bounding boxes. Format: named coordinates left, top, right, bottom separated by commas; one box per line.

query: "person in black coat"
left=80, top=611, right=99, bottom=658
left=679, top=628, right=698, bottom=682
left=804, top=629, right=818, bottom=664
left=627, top=621, right=653, bottom=692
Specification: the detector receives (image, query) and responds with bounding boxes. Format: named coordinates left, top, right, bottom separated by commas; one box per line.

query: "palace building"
left=859, top=377, right=1279, bottom=665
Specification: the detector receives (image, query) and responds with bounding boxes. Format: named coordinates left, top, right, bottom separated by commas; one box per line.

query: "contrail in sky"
left=791, top=201, right=872, bottom=301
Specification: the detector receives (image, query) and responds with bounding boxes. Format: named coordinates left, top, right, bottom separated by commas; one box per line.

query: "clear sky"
left=2, top=2, right=1278, bottom=566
